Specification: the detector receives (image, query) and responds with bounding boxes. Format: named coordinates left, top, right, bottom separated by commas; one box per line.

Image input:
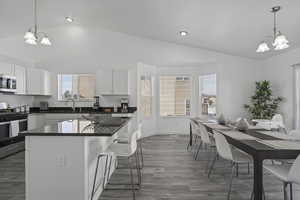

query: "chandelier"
left=256, top=6, right=289, bottom=53
left=24, top=0, right=51, bottom=46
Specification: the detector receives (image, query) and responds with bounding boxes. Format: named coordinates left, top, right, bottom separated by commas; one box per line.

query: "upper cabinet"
left=0, top=62, right=14, bottom=75
left=14, top=65, right=26, bottom=95
left=26, top=68, right=52, bottom=96
left=97, top=69, right=129, bottom=95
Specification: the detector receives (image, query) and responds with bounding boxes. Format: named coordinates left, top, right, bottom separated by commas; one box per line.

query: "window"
left=199, top=74, right=217, bottom=116
left=160, top=76, right=191, bottom=116
left=58, top=74, right=96, bottom=100
left=140, top=76, right=153, bottom=117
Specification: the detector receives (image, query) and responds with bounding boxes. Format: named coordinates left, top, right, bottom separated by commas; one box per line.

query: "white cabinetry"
left=14, top=65, right=26, bottom=95
left=113, top=70, right=128, bottom=94
left=27, top=68, right=52, bottom=95
left=0, top=62, right=14, bottom=75
left=97, top=69, right=128, bottom=95
left=97, top=69, right=113, bottom=94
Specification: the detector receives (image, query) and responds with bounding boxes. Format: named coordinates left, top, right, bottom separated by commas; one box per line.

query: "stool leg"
left=106, top=155, right=113, bottom=183
left=128, top=156, right=136, bottom=200
left=91, top=155, right=106, bottom=200
left=102, top=155, right=109, bottom=190
left=139, top=142, right=144, bottom=168
left=135, top=151, right=142, bottom=187
left=284, top=182, right=288, bottom=200
left=290, top=183, right=293, bottom=200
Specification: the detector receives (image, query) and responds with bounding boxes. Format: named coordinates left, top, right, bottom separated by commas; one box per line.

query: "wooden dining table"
left=189, top=118, right=300, bottom=200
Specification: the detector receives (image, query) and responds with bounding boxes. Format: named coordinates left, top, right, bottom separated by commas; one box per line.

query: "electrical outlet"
left=57, top=155, right=67, bottom=168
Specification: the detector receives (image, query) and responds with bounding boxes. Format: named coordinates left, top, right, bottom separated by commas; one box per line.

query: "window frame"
left=159, top=74, right=192, bottom=118
left=198, top=73, right=217, bottom=117
left=139, top=75, right=154, bottom=119
left=57, top=74, right=96, bottom=102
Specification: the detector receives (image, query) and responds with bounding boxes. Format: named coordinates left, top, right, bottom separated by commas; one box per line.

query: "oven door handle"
left=0, top=121, right=11, bottom=126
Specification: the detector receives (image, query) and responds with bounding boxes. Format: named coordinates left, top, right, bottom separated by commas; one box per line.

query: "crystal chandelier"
left=256, top=6, right=289, bottom=53
left=24, top=0, right=51, bottom=46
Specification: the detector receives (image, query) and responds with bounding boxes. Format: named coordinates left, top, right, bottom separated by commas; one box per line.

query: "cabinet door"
left=0, top=62, right=14, bottom=75
left=14, top=65, right=26, bottom=95
left=26, top=68, right=42, bottom=95
left=96, top=69, right=113, bottom=95
left=43, top=70, right=52, bottom=95
left=113, top=70, right=128, bottom=94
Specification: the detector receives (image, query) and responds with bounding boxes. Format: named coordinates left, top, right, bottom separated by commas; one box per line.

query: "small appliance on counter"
left=93, top=96, right=100, bottom=110
left=120, top=98, right=129, bottom=112
left=40, top=101, right=49, bottom=111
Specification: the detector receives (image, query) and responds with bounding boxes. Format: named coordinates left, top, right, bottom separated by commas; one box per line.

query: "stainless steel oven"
left=0, top=75, right=16, bottom=93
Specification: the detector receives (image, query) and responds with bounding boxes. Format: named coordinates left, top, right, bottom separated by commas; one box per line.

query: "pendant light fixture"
left=24, top=0, right=52, bottom=46
left=256, top=6, right=289, bottom=53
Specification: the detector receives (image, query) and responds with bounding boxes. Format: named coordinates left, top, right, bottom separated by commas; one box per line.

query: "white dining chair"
left=191, top=121, right=203, bottom=160
left=209, top=131, right=252, bottom=200
left=198, top=123, right=216, bottom=168
left=271, top=114, right=285, bottom=129
left=91, top=130, right=140, bottom=200
left=264, top=154, right=300, bottom=200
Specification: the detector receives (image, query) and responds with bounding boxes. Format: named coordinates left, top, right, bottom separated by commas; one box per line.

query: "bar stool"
left=91, top=130, right=139, bottom=200
left=263, top=154, right=300, bottom=200
left=116, top=123, right=144, bottom=169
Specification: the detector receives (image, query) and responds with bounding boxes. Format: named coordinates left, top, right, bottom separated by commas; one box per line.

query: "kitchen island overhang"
left=22, top=116, right=137, bottom=200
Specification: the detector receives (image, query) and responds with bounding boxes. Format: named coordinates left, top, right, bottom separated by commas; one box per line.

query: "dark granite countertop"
left=0, top=112, right=28, bottom=123
left=21, top=116, right=131, bottom=137
left=29, top=107, right=137, bottom=114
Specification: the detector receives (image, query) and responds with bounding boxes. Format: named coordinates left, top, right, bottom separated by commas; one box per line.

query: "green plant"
left=244, top=80, right=283, bottom=119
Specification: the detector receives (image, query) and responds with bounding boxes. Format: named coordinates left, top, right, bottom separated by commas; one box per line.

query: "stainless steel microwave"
left=0, top=75, right=16, bottom=92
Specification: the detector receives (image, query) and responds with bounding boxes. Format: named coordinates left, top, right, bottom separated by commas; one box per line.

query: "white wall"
left=262, top=47, right=300, bottom=129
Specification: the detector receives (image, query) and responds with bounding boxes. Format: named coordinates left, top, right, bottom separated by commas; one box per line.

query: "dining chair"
left=209, top=131, right=252, bottom=200
left=197, top=124, right=217, bottom=173
left=191, top=121, right=203, bottom=160
left=91, top=130, right=140, bottom=200
left=263, top=154, right=300, bottom=200
left=271, top=114, right=285, bottom=129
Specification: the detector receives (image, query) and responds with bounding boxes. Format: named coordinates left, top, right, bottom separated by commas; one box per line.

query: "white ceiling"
left=0, top=0, right=300, bottom=60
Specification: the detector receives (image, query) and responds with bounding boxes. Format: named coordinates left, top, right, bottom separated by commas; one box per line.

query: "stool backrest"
left=213, top=131, right=233, bottom=161
left=288, top=154, right=300, bottom=184
left=129, top=131, right=138, bottom=154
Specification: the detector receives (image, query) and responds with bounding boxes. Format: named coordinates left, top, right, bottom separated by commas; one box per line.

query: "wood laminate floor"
left=0, top=134, right=299, bottom=200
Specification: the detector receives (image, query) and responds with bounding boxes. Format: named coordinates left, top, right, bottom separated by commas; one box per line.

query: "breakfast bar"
left=22, top=116, right=136, bottom=200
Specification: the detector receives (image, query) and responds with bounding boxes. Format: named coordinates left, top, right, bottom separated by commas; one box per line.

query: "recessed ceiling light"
left=65, top=16, right=74, bottom=23
left=179, top=31, right=188, bottom=36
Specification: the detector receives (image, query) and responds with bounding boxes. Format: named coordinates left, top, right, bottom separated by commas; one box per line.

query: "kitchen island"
left=22, top=115, right=137, bottom=200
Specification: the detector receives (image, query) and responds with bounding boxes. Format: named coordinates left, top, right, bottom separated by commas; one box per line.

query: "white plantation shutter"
left=140, top=76, right=153, bottom=117
left=160, top=76, right=191, bottom=116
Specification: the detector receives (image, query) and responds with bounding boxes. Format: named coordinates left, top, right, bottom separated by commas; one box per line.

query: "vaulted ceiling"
left=0, top=0, right=299, bottom=63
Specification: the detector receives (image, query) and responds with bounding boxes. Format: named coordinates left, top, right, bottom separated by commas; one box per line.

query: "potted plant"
left=244, top=80, right=283, bottom=120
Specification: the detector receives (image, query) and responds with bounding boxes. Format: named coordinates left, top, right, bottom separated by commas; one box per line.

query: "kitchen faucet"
left=67, top=98, right=76, bottom=112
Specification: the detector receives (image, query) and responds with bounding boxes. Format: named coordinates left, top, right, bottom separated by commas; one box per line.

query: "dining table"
left=189, top=118, right=300, bottom=200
